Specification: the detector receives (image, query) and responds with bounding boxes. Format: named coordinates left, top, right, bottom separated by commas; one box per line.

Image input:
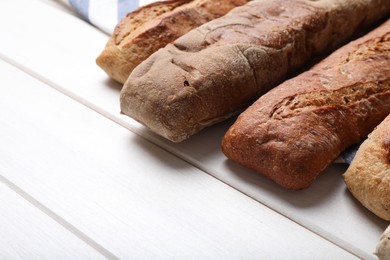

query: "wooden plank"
left=157, top=123, right=389, bottom=259
left=0, top=180, right=105, bottom=259
left=0, top=0, right=385, bottom=258
left=0, top=59, right=355, bottom=258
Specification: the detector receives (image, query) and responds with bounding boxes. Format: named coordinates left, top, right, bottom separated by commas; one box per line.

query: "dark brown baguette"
left=343, top=114, right=390, bottom=220
left=120, top=0, right=390, bottom=142
left=96, top=0, right=249, bottom=84
left=222, top=19, right=390, bottom=190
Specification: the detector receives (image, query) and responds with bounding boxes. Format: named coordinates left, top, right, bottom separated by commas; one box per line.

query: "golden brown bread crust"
left=120, top=0, right=390, bottom=143
left=222, top=19, right=390, bottom=190
left=96, top=0, right=190, bottom=84
left=96, top=0, right=249, bottom=84
left=343, top=115, right=390, bottom=220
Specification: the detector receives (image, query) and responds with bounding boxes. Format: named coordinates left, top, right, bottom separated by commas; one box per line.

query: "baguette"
left=376, top=225, right=390, bottom=260
left=343, top=115, right=390, bottom=220
left=96, top=0, right=249, bottom=84
left=120, top=0, right=390, bottom=143
left=222, top=19, right=390, bottom=190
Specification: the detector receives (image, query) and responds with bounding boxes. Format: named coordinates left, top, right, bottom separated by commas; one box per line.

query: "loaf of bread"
left=120, top=0, right=390, bottom=143
left=376, top=225, right=390, bottom=260
left=222, top=19, right=390, bottom=190
left=343, top=115, right=390, bottom=220
left=96, top=0, right=249, bottom=84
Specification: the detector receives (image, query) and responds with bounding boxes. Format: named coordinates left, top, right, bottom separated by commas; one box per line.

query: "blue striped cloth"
left=64, top=0, right=158, bottom=34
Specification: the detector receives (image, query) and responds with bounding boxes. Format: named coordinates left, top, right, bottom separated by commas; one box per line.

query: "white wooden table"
left=0, top=0, right=387, bottom=259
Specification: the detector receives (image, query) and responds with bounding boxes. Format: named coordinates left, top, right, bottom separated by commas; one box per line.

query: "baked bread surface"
left=375, top=225, right=390, bottom=259
left=222, top=19, right=390, bottom=190
left=120, top=0, right=390, bottom=142
left=343, top=115, right=390, bottom=220
left=96, top=0, right=248, bottom=84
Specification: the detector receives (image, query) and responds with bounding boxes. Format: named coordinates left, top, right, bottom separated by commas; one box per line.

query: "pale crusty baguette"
left=120, top=0, right=390, bottom=143
left=96, top=0, right=249, bottom=84
left=222, top=18, right=390, bottom=190
left=343, top=114, right=390, bottom=220
left=376, top=225, right=390, bottom=260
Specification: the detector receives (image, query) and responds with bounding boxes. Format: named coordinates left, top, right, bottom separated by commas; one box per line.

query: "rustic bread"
left=120, top=0, right=390, bottom=143
left=343, top=114, right=390, bottom=220
left=222, top=19, right=390, bottom=190
left=96, top=0, right=249, bottom=84
left=376, top=225, right=390, bottom=260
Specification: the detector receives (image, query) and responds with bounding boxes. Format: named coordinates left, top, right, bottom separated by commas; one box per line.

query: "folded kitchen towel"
left=335, top=143, right=361, bottom=164
left=62, top=0, right=157, bottom=34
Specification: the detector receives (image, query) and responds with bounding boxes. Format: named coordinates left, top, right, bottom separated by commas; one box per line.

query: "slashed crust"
left=96, top=0, right=249, bottom=84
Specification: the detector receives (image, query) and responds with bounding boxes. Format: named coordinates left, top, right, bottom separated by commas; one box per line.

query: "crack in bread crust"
left=114, top=0, right=190, bottom=45
left=270, top=82, right=390, bottom=119
left=202, top=1, right=328, bottom=49
left=270, top=32, right=390, bottom=119
left=97, top=0, right=249, bottom=84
